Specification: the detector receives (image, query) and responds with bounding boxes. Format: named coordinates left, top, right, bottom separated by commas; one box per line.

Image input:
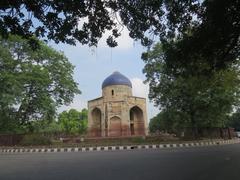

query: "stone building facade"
left=88, top=71, right=148, bottom=137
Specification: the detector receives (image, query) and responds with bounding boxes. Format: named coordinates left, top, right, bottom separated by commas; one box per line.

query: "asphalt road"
left=0, top=144, right=240, bottom=180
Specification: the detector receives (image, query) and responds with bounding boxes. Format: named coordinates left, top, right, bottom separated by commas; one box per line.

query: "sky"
left=51, top=28, right=159, bottom=121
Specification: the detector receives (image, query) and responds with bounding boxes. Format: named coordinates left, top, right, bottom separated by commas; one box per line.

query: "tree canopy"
left=149, top=109, right=181, bottom=134
left=58, top=108, right=88, bottom=134
left=0, top=1, right=239, bottom=63
left=0, top=35, right=80, bottom=133
left=143, top=42, right=240, bottom=136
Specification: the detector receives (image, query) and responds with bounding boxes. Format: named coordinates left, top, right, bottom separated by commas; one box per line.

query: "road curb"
left=1, top=139, right=239, bottom=154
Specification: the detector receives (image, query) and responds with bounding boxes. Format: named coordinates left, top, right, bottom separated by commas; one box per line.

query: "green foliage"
left=142, top=0, right=240, bottom=137
left=143, top=42, right=240, bottom=135
left=20, top=134, right=52, bottom=146
left=149, top=110, right=184, bottom=133
left=131, top=137, right=145, bottom=144
left=29, top=120, right=62, bottom=134
left=149, top=114, right=162, bottom=133
left=22, top=108, right=88, bottom=135
left=0, top=35, right=80, bottom=133
left=0, top=0, right=239, bottom=64
left=58, top=109, right=88, bottom=135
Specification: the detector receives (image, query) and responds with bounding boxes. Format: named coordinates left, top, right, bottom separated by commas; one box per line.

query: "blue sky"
left=51, top=28, right=159, bottom=121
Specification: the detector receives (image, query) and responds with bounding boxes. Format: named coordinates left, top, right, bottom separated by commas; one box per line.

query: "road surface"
left=0, top=144, right=240, bottom=180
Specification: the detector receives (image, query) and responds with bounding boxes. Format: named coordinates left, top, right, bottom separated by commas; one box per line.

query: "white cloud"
left=131, top=78, right=159, bottom=120
left=131, top=78, right=148, bottom=98
left=58, top=95, right=87, bottom=113
left=77, top=14, right=133, bottom=50
left=98, top=28, right=133, bottom=50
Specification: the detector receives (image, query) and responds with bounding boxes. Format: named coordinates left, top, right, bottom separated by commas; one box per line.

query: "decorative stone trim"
left=0, top=139, right=239, bottom=154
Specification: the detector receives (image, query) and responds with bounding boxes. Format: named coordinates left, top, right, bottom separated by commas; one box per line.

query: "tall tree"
left=143, top=43, right=240, bottom=136
left=0, top=35, right=80, bottom=132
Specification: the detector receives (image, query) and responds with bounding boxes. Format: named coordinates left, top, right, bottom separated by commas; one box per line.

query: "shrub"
left=20, top=134, right=52, bottom=146
left=131, top=137, right=145, bottom=144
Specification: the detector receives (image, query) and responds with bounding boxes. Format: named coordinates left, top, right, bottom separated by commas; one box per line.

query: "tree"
left=143, top=43, right=240, bottom=137
left=0, top=0, right=239, bottom=67
left=149, top=114, right=162, bottom=133
left=149, top=109, right=182, bottom=134
left=58, top=109, right=88, bottom=135
left=0, top=35, right=80, bottom=132
left=29, top=119, right=62, bottom=134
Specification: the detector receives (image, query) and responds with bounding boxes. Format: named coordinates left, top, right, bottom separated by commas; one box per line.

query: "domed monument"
left=88, top=71, right=148, bottom=137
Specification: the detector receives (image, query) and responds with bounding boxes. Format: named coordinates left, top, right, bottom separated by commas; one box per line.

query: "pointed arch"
left=91, top=107, right=102, bottom=137
left=129, top=106, right=145, bottom=135
left=109, top=116, right=121, bottom=137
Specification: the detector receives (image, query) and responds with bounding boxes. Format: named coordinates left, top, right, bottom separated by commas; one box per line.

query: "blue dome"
left=102, top=71, right=132, bottom=89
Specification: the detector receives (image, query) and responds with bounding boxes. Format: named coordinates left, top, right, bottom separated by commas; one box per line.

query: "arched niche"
left=109, top=116, right=121, bottom=137
left=91, top=107, right=102, bottom=137
left=129, top=106, right=145, bottom=136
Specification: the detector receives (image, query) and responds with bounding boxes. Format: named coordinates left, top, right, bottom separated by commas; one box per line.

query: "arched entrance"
left=109, top=116, right=121, bottom=137
left=91, top=108, right=102, bottom=137
left=130, top=106, right=145, bottom=136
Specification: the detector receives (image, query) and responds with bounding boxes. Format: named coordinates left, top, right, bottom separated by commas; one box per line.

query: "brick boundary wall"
left=0, top=139, right=239, bottom=154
